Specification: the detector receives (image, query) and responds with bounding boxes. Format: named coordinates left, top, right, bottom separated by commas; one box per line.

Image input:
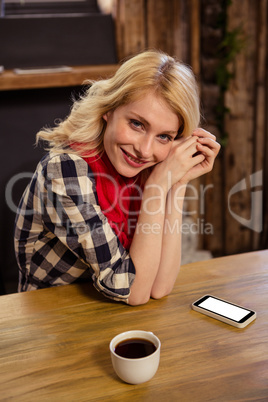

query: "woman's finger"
left=192, top=128, right=217, bottom=141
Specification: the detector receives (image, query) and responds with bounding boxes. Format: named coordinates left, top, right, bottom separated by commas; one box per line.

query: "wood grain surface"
left=0, top=65, right=118, bottom=91
left=0, top=250, right=267, bottom=401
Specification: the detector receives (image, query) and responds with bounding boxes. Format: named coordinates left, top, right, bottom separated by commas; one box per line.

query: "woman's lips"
left=121, top=148, right=148, bottom=167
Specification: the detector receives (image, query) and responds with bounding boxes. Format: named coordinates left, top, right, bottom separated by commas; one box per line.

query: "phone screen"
left=197, top=296, right=251, bottom=322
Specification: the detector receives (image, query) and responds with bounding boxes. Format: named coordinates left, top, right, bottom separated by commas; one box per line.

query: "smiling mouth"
left=121, top=149, right=148, bottom=165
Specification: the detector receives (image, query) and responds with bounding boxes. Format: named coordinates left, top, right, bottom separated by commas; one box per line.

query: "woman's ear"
left=103, top=111, right=112, bottom=122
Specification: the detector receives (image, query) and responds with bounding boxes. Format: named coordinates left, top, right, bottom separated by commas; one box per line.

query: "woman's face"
left=103, top=91, right=180, bottom=177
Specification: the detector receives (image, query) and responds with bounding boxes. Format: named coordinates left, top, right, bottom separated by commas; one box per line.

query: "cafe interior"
left=0, top=0, right=267, bottom=400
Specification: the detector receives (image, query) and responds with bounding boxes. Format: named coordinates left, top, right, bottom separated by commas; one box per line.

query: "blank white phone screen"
left=199, top=297, right=250, bottom=321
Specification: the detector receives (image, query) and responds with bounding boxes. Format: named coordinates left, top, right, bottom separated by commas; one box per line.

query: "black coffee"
left=114, top=338, right=157, bottom=359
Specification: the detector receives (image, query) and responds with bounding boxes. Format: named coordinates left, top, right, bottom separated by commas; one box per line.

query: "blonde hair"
left=36, top=50, right=200, bottom=156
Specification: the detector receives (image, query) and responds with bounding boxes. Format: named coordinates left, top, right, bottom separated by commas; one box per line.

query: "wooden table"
left=1, top=250, right=267, bottom=401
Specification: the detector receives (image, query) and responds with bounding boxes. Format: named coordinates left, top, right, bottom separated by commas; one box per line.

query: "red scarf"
left=83, top=152, right=142, bottom=249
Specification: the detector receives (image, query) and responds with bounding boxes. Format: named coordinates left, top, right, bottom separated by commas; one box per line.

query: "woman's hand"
left=177, top=128, right=221, bottom=185
left=149, top=134, right=205, bottom=191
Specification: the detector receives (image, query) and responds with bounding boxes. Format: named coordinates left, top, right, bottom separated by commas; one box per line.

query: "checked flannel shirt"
left=14, top=152, right=136, bottom=303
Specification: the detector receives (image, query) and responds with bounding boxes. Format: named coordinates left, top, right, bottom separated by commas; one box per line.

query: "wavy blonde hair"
left=36, top=50, right=200, bottom=157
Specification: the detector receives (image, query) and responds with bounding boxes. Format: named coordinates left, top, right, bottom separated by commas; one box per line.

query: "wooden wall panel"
left=115, top=0, right=146, bottom=60
left=223, top=0, right=267, bottom=254
left=172, top=0, right=190, bottom=62
left=253, top=0, right=268, bottom=249
left=146, top=0, right=182, bottom=56
left=115, top=0, right=192, bottom=62
left=190, top=0, right=201, bottom=77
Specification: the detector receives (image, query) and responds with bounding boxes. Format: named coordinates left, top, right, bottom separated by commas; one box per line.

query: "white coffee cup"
left=110, top=330, right=161, bottom=384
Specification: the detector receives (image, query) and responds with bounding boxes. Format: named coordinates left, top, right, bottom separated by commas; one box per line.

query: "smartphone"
left=192, top=295, right=256, bottom=328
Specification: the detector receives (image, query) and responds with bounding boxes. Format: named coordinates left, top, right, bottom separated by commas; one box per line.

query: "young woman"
left=14, top=50, right=220, bottom=305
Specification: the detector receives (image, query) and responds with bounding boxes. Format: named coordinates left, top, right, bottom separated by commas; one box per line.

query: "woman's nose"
left=135, top=135, right=154, bottom=159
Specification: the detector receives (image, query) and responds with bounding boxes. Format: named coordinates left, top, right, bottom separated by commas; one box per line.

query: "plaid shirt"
left=14, top=152, right=136, bottom=303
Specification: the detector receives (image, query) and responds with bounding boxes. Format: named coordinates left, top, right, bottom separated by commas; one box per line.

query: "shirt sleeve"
left=42, top=152, right=136, bottom=303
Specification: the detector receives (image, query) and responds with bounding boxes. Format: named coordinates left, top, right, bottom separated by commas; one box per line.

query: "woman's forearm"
left=128, top=181, right=168, bottom=305
left=128, top=179, right=186, bottom=305
left=150, top=183, right=186, bottom=298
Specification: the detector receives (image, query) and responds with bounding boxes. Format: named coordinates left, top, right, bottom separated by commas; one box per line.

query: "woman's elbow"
left=127, top=282, right=174, bottom=306
left=150, top=285, right=173, bottom=300
left=128, top=292, right=151, bottom=306
left=127, top=290, right=172, bottom=305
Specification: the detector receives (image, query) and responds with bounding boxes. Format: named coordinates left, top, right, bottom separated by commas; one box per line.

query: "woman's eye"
left=159, top=134, right=173, bottom=142
left=130, top=119, right=143, bottom=129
